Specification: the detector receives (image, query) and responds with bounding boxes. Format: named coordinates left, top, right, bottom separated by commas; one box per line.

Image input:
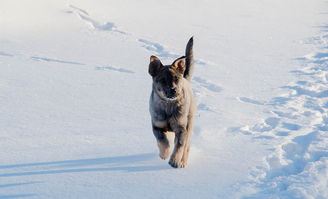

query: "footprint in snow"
left=282, top=85, right=328, bottom=98
left=237, top=97, right=265, bottom=105
left=68, top=5, right=89, bottom=15
left=197, top=103, right=217, bottom=113
left=303, top=98, right=325, bottom=113
left=252, top=117, right=280, bottom=132
left=138, top=39, right=178, bottom=59
left=275, top=131, right=290, bottom=136
left=290, top=69, right=316, bottom=76
left=227, top=126, right=253, bottom=136
left=323, top=101, right=328, bottom=108
left=268, top=96, right=290, bottom=106
left=31, top=56, right=85, bottom=65
left=272, top=110, right=299, bottom=120
left=95, top=66, right=134, bottom=74
left=303, top=52, right=328, bottom=63
left=296, top=80, right=311, bottom=86
left=193, top=76, right=222, bottom=93
left=0, top=51, right=13, bottom=57
left=266, top=131, right=327, bottom=179
left=281, top=122, right=302, bottom=131
left=68, top=5, right=127, bottom=34
left=253, top=135, right=274, bottom=140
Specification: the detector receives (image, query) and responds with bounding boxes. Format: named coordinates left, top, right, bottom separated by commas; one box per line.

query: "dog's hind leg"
left=181, top=118, right=193, bottom=166
left=152, top=126, right=171, bottom=160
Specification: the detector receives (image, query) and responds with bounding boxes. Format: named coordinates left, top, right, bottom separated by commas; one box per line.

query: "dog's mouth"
left=164, top=95, right=178, bottom=101
left=166, top=93, right=176, bottom=99
left=163, top=93, right=178, bottom=101
left=156, top=90, right=178, bottom=101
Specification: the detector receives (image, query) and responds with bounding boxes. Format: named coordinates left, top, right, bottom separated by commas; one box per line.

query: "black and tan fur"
left=148, top=37, right=196, bottom=168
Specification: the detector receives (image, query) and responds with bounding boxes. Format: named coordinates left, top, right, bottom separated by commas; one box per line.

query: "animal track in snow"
left=31, top=56, right=85, bottom=65
left=303, top=98, right=325, bottom=113
left=193, top=76, right=222, bottom=93
left=282, top=85, right=328, bottom=98
left=253, top=135, right=274, bottom=140
left=252, top=117, right=280, bottom=133
left=138, top=39, right=215, bottom=66
left=240, top=44, right=328, bottom=197
left=304, top=52, right=328, bottom=63
left=69, top=5, right=127, bottom=34
left=138, top=39, right=179, bottom=59
left=290, top=69, right=317, bottom=76
left=67, top=5, right=214, bottom=68
left=237, top=97, right=265, bottom=105
left=197, top=103, right=217, bottom=113
left=271, top=110, right=299, bottom=120
left=281, top=122, right=302, bottom=131
left=95, top=66, right=134, bottom=74
left=266, top=131, right=328, bottom=179
left=296, top=80, right=311, bottom=86
left=0, top=51, right=13, bottom=57
left=267, top=96, right=290, bottom=106
left=275, top=131, right=289, bottom=136
left=227, top=117, right=280, bottom=136
left=68, top=5, right=89, bottom=15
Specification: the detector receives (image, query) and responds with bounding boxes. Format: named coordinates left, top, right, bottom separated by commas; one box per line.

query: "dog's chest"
left=151, top=100, right=178, bottom=124
left=154, top=101, right=179, bottom=119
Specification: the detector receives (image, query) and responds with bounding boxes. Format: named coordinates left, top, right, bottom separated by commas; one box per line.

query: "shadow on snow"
left=0, top=153, right=169, bottom=177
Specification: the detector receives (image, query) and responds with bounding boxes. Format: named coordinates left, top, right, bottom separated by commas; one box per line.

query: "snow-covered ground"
left=0, top=0, right=327, bottom=198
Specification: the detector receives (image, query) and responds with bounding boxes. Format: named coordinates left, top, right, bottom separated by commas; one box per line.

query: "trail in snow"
left=67, top=5, right=213, bottom=66
left=31, top=56, right=85, bottom=65
left=232, top=31, right=328, bottom=198
left=69, top=4, right=127, bottom=34
left=0, top=51, right=13, bottom=57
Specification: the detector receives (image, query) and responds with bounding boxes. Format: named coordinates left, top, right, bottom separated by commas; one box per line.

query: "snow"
left=0, top=0, right=327, bottom=198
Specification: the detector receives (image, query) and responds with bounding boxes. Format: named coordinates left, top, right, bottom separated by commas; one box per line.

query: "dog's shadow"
left=0, top=153, right=169, bottom=177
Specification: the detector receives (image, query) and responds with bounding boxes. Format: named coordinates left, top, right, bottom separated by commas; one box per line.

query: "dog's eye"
left=174, top=77, right=179, bottom=82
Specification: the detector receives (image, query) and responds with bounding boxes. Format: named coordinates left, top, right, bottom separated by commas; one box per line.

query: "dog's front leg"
left=169, top=126, right=188, bottom=168
left=152, top=126, right=171, bottom=160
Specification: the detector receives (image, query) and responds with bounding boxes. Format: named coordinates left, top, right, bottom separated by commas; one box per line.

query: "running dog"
left=148, top=37, right=196, bottom=168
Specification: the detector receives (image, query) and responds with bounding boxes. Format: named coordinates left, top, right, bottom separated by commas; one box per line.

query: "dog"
left=148, top=37, right=196, bottom=168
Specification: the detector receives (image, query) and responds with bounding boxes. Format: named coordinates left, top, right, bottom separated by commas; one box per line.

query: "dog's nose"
left=170, top=87, right=176, bottom=94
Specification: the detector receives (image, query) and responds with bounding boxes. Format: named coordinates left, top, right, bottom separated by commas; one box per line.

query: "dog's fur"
left=148, top=37, right=196, bottom=168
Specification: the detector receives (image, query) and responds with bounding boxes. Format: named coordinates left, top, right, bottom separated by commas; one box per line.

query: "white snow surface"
left=0, top=0, right=328, bottom=198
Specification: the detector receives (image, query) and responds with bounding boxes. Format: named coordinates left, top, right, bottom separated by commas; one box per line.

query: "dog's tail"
left=184, top=37, right=194, bottom=81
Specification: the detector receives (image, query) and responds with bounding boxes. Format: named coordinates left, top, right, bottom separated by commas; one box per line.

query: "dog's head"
left=149, top=55, right=186, bottom=100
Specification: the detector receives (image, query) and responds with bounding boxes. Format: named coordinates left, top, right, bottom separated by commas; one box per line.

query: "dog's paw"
left=158, top=142, right=170, bottom=160
left=159, top=153, right=169, bottom=160
left=168, top=158, right=186, bottom=168
left=159, top=148, right=170, bottom=160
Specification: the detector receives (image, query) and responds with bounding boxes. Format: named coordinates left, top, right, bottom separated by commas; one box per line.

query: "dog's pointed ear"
left=172, top=56, right=186, bottom=74
left=149, top=55, right=163, bottom=77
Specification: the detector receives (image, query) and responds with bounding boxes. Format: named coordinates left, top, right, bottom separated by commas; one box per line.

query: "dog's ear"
left=149, top=55, right=163, bottom=77
left=172, top=56, right=186, bottom=74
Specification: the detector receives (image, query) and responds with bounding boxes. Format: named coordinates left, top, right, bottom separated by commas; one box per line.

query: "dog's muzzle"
left=167, top=87, right=176, bottom=99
